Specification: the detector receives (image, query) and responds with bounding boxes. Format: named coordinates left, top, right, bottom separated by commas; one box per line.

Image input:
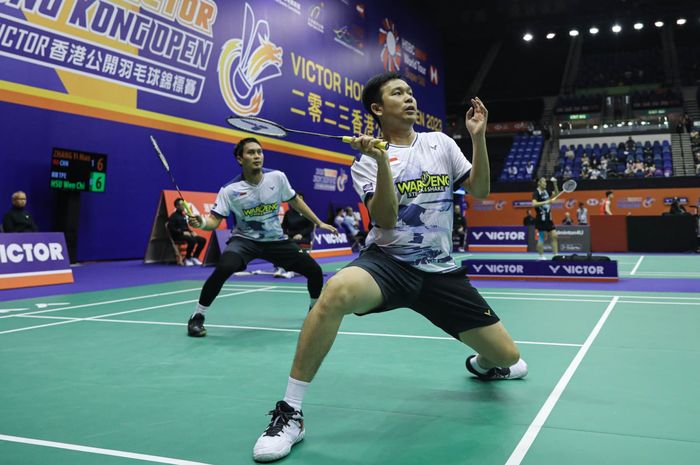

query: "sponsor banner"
left=466, top=188, right=700, bottom=226
left=462, top=259, right=618, bottom=281
left=527, top=225, right=591, bottom=253
left=312, top=229, right=352, bottom=256
left=0, top=232, right=73, bottom=289
left=468, top=226, right=528, bottom=252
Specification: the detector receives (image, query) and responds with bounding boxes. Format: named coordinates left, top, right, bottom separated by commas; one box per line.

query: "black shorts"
left=224, top=236, right=311, bottom=269
left=346, top=245, right=500, bottom=339
left=535, top=219, right=555, bottom=232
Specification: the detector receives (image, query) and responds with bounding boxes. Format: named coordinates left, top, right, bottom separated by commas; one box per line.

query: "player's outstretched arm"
left=288, top=196, right=338, bottom=235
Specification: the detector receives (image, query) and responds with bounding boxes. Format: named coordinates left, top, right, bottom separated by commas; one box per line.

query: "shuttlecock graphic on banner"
left=379, top=18, right=401, bottom=72
left=219, top=3, right=283, bottom=116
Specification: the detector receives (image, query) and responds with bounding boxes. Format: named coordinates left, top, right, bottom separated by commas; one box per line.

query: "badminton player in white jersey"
left=186, top=137, right=338, bottom=337
left=252, top=72, right=527, bottom=462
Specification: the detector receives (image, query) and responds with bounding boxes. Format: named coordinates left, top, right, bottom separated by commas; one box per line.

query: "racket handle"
left=341, top=136, right=388, bottom=150
left=182, top=200, right=193, bottom=217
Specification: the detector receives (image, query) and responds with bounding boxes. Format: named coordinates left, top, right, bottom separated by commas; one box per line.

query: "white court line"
left=222, top=285, right=700, bottom=301
left=18, top=315, right=583, bottom=347
left=504, top=296, right=620, bottom=465
left=633, top=271, right=700, bottom=276
left=0, top=433, right=212, bottom=465
left=629, top=255, right=645, bottom=275
left=0, top=288, right=273, bottom=336
left=0, top=287, right=202, bottom=320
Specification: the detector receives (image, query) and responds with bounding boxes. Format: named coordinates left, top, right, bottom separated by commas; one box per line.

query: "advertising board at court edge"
left=0, top=0, right=445, bottom=154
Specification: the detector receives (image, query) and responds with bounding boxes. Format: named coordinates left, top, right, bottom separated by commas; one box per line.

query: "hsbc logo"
left=429, top=65, right=439, bottom=85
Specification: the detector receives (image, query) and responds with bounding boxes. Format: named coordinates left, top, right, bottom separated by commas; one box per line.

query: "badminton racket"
left=149, top=135, right=193, bottom=216
left=226, top=116, right=388, bottom=150
left=561, top=179, right=577, bottom=193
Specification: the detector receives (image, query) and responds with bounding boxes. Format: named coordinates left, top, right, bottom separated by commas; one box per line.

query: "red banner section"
left=466, top=188, right=700, bottom=226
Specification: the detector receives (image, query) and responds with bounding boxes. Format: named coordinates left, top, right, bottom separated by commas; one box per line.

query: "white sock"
left=283, top=376, right=309, bottom=411
left=470, top=355, right=491, bottom=374
left=192, top=303, right=208, bottom=317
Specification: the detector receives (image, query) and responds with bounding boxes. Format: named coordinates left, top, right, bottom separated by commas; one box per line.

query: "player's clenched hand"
left=317, top=222, right=339, bottom=235
left=350, top=135, right=387, bottom=162
left=188, top=215, right=204, bottom=229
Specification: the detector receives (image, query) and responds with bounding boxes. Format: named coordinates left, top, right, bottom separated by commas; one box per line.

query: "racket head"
left=562, top=179, right=577, bottom=193
left=149, top=135, right=170, bottom=171
left=226, top=116, right=287, bottom=138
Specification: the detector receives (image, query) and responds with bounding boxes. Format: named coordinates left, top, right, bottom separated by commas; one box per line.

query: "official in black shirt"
left=531, top=177, right=560, bottom=260
left=168, top=198, right=206, bottom=266
left=2, top=191, right=38, bottom=233
left=282, top=192, right=315, bottom=246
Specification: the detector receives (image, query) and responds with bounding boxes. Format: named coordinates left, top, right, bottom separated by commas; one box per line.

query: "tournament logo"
left=218, top=3, right=283, bottom=116
left=336, top=169, right=348, bottom=192
left=379, top=18, right=401, bottom=72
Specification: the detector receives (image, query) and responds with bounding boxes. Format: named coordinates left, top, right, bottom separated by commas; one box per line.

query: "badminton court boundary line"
left=0, top=287, right=274, bottom=336
left=17, top=314, right=583, bottom=347
left=629, top=255, right=645, bottom=275
left=0, top=433, right=212, bottom=465
left=504, top=296, right=620, bottom=465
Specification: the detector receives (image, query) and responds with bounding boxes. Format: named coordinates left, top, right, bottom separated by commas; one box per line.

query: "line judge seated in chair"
left=281, top=192, right=315, bottom=250
left=168, top=198, right=206, bottom=266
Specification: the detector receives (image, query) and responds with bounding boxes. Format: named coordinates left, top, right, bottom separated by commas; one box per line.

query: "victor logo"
left=395, top=171, right=449, bottom=198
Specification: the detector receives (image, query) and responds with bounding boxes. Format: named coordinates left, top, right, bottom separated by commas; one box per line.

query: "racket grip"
left=341, top=136, right=388, bottom=150
left=182, top=201, right=193, bottom=216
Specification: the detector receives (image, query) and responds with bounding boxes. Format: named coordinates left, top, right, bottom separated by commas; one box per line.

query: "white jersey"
left=212, top=169, right=296, bottom=241
left=351, top=131, right=472, bottom=272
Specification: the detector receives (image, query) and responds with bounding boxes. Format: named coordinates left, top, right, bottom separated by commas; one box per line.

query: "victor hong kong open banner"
left=0, top=232, right=73, bottom=289
left=462, top=259, right=619, bottom=282
left=0, top=0, right=445, bottom=154
left=467, top=226, right=528, bottom=252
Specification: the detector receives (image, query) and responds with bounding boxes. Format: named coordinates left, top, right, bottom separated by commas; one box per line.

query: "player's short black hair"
left=605, top=190, right=613, bottom=197
left=234, top=137, right=262, bottom=160
left=362, top=72, right=404, bottom=125
left=174, top=197, right=184, bottom=208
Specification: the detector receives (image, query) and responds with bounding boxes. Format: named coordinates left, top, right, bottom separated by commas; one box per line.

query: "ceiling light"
left=589, top=27, right=599, bottom=34
left=612, top=24, right=622, bottom=33
left=654, top=21, right=664, bottom=27
left=634, top=22, right=644, bottom=30
left=523, top=33, right=533, bottom=42
left=546, top=32, right=556, bottom=39
left=569, top=29, right=579, bottom=37
left=676, top=18, right=686, bottom=25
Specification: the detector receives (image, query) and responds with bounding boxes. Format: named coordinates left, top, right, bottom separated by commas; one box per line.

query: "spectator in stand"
left=562, top=212, right=573, bottom=225
left=563, top=166, right=573, bottom=178
left=581, top=153, right=590, bottom=168
left=509, top=165, right=518, bottom=177
left=525, top=161, right=534, bottom=177
left=565, top=147, right=575, bottom=161
left=626, top=136, right=635, bottom=151
left=453, top=204, right=466, bottom=252
left=576, top=203, right=588, bottom=225
left=684, top=113, right=694, bottom=133
left=644, top=162, right=656, bottom=177
left=342, top=206, right=366, bottom=246
left=589, top=167, right=600, bottom=180
left=624, top=160, right=634, bottom=177
left=282, top=192, right=316, bottom=247
left=633, top=160, right=644, bottom=175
